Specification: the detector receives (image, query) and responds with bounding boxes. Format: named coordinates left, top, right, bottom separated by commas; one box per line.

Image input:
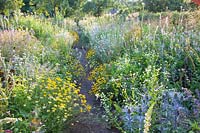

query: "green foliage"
left=21, top=0, right=33, bottom=13
left=7, top=76, right=88, bottom=132
left=31, top=0, right=86, bottom=17
left=113, top=0, right=143, bottom=15
left=0, top=87, right=9, bottom=116
left=0, top=13, right=89, bottom=132
left=1, top=1, right=200, bottom=132
left=88, top=52, right=163, bottom=132
left=14, top=15, right=56, bottom=40
left=143, top=0, right=187, bottom=12
left=85, top=12, right=200, bottom=132
left=0, top=0, right=24, bottom=15
left=82, top=0, right=114, bottom=16
left=189, top=121, right=200, bottom=132
left=82, top=16, right=128, bottom=63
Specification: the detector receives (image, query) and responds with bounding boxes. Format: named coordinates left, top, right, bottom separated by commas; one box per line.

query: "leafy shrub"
left=82, top=16, right=134, bottom=63
left=13, top=15, right=55, bottom=41
left=0, top=0, right=23, bottom=16
left=143, top=0, right=187, bottom=12
left=12, top=14, right=76, bottom=48
left=140, top=11, right=200, bottom=30
left=88, top=52, right=162, bottom=132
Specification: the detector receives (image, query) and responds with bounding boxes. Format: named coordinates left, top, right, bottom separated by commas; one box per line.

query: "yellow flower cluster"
left=88, top=65, right=106, bottom=81
left=73, top=61, right=86, bottom=79
left=86, top=49, right=95, bottom=59
left=91, top=77, right=106, bottom=94
left=70, top=31, right=79, bottom=45
left=88, top=65, right=107, bottom=94
left=43, top=77, right=73, bottom=114
left=38, top=75, right=91, bottom=120
left=79, top=94, right=91, bottom=112
left=67, top=57, right=86, bottom=80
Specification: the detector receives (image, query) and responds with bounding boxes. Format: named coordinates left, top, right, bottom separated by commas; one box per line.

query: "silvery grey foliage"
left=121, top=94, right=151, bottom=133
left=120, top=89, right=200, bottom=133
left=156, top=91, right=189, bottom=132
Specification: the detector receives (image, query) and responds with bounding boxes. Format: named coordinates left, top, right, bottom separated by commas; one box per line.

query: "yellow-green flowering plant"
left=5, top=74, right=89, bottom=132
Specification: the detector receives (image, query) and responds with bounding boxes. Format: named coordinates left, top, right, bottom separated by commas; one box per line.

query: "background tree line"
left=0, top=0, right=198, bottom=17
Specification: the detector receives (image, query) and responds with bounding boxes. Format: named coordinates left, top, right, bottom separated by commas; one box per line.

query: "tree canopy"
left=0, top=0, right=198, bottom=17
left=0, top=0, right=24, bottom=15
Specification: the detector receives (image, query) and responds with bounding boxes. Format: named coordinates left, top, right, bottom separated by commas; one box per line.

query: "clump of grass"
left=0, top=29, right=41, bottom=61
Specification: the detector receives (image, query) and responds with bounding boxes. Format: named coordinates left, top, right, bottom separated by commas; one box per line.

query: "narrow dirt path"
left=63, top=47, right=119, bottom=133
left=63, top=30, right=120, bottom=132
left=76, top=47, right=97, bottom=107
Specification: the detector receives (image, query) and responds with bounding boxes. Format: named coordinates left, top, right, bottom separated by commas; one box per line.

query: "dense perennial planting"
left=84, top=11, right=200, bottom=132
left=0, top=5, right=200, bottom=133
left=0, top=15, right=89, bottom=132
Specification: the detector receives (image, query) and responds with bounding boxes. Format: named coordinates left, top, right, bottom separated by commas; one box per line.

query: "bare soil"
left=63, top=46, right=120, bottom=133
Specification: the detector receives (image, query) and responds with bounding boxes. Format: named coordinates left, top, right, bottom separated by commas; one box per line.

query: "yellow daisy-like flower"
left=56, top=77, right=62, bottom=82
left=74, top=89, right=80, bottom=94
left=59, top=103, right=66, bottom=110
left=86, top=49, right=95, bottom=59
left=86, top=105, right=92, bottom=112
left=81, top=99, right=87, bottom=104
